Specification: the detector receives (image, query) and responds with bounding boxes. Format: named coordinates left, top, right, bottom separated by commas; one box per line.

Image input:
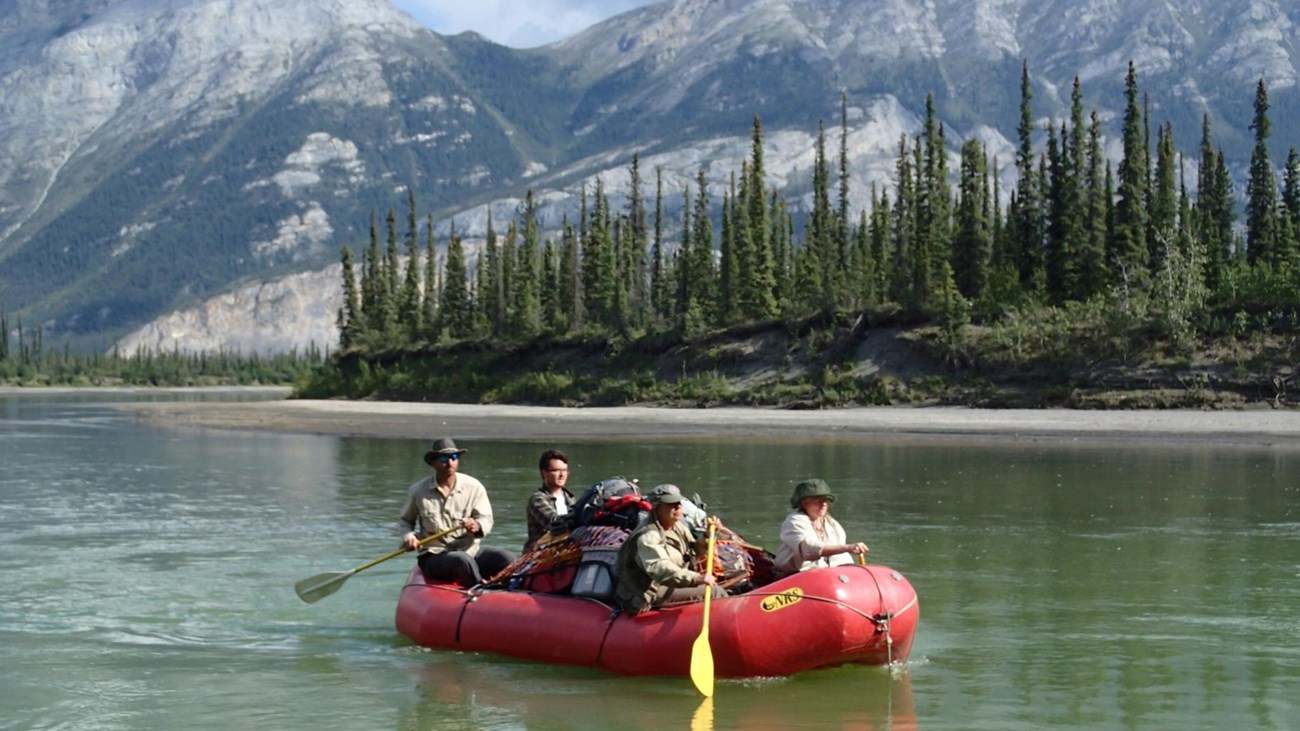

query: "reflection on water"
left=1, top=392, right=1298, bottom=730
left=395, top=654, right=916, bottom=730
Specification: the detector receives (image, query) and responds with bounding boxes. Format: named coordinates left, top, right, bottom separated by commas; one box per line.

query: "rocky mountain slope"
left=4, top=0, right=1299, bottom=353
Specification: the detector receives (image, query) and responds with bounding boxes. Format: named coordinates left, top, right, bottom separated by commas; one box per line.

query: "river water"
left=1, top=391, right=1297, bottom=730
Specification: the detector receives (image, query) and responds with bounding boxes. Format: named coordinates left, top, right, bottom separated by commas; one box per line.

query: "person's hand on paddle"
left=461, top=516, right=481, bottom=535
left=846, top=542, right=869, bottom=556
left=697, top=516, right=721, bottom=587
left=401, top=532, right=422, bottom=551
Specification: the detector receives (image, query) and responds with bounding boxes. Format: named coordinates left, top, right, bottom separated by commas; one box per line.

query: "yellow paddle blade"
left=689, top=629, right=715, bottom=697
left=689, top=521, right=717, bottom=697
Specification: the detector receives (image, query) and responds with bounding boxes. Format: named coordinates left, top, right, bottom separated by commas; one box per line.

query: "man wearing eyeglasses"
left=524, top=448, right=575, bottom=551
left=399, top=437, right=515, bottom=587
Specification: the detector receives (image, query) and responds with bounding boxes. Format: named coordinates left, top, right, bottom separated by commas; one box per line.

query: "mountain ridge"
left=2, top=0, right=1298, bottom=353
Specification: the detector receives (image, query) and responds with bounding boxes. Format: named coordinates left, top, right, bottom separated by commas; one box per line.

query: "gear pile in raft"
left=395, top=477, right=919, bottom=678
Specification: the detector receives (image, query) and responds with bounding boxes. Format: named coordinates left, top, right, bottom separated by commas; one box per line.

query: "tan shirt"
left=774, top=510, right=852, bottom=576
left=614, top=519, right=706, bottom=612
left=398, top=472, right=494, bottom=557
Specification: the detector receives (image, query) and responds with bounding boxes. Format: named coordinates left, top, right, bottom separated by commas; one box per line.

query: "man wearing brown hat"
left=399, top=437, right=515, bottom=587
left=613, top=484, right=722, bottom=615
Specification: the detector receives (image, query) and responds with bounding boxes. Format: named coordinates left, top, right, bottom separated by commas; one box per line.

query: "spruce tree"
left=337, top=246, right=362, bottom=350
left=626, top=154, right=648, bottom=324
left=890, top=133, right=915, bottom=304
left=1078, top=111, right=1110, bottom=299
left=718, top=179, right=739, bottom=325
left=511, top=191, right=543, bottom=337
left=1278, top=148, right=1300, bottom=277
left=482, top=210, right=505, bottom=335
left=1149, top=122, right=1179, bottom=273
left=422, top=217, right=438, bottom=340
left=953, top=137, right=991, bottom=300
left=742, top=115, right=777, bottom=319
left=650, top=168, right=670, bottom=326
left=1012, top=61, right=1044, bottom=291
left=806, top=121, right=838, bottom=310
left=1114, top=62, right=1150, bottom=287
left=559, top=215, right=581, bottom=332
left=384, top=207, right=400, bottom=304
left=439, top=222, right=472, bottom=340
left=1246, top=79, right=1279, bottom=267
left=541, top=237, right=561, bottom=330
left=398, top=192, right=423, bottom=343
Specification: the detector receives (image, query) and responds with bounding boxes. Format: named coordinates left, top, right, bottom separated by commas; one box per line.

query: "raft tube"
left=395, top=563, right=918, bottom=677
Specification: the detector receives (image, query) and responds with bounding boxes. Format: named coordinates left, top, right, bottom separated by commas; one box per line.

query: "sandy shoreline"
left=116, top=396, right=1300, bottom=448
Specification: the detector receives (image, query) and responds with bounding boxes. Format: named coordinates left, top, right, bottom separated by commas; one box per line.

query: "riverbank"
left=121, top=397, right=1300, bottom=448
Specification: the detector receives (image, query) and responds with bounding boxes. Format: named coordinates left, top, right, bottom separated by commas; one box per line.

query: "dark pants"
left=419, top=547, right=515, bottom=587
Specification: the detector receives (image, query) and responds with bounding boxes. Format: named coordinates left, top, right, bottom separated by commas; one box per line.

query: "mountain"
left=4, top=0, right=1300, bottom=354
left=0, top=0, right=573, bottom=348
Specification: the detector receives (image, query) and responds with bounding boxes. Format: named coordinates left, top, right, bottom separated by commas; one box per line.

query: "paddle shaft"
left=295, top=524, right=462, bottom=603
left=689, top=521, right=718, bottom=697
left=354, top=526, right=457, bottom=574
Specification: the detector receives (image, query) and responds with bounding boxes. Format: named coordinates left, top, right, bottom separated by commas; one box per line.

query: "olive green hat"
left=648, top=483, right=684, bottom=505
left=790, top=478, right=836, bottom=508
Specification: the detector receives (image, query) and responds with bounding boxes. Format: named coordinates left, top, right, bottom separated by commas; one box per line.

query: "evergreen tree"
left=482, top=211, right=505, bottom=335
left=718, top=178, right=739, bottom=325
left=510, top=191, right=543, bottom=337
left=870, top=185, right=893, bottom=303
left=1149, top=122, right=1179, bottom=273
left=439, top=222, right=473, bottom=339
left=1114, top=62, right=1150, bottom=287
left=1278, top=147, right=1300, bottom=277
left=559, top=215, right=581, bottom=332
left=804, top=121, right=838, bottom=310
left=337, top=246, right=362, bottom=350
left=770, top=191, right=794, bottom=311
left=1044, top=122, right=1067, bottom=300
left=422, top=217, right=438, bottom=340
left=626, top=154, right=648, bottom=325
left=685, top=169, right=717, bottom=333
left=1012, top=61, right=1044, bottom=291
left=1246, top=79, right=1280, bottom=266
left=541, top=237, right=561, bottom=330
left=1059, top=78, right=1089, bottom=301
left=582, top=181, right=614, bottom=327
left=923, top=97, right=953, bottom=292
left=384, top=207, right=400, bottom=306
left=890, top=133, right=915, bottom=304
left=361, top=211, right=390, bottom=336
left=397, top=192, right=423, bottom=343
left=1078, top=111, right=1110, bottom=299
left=650, top=168, right=671, bottom=325
left=953, top=137, right=991, bottom=300
left=836, top=94, right=853, bottom=293
left=741, top=115, right=778, bottom=319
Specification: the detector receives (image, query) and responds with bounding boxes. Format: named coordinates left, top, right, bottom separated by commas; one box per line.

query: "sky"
left=390, top=0, right=659, bottom=48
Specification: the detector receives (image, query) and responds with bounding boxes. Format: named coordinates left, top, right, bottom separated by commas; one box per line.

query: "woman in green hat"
left=773, top=479, right=868, bottom=577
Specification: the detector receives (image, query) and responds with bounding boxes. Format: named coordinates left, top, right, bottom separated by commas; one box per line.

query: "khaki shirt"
left=614, top=519, right=705, bottom=613
left=398, top=473, right=494, bottom=557
left=773, top=510, right=852, bottom=576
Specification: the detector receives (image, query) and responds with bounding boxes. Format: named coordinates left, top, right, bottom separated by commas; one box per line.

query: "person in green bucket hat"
left=773, top=479, right=868, bottom=577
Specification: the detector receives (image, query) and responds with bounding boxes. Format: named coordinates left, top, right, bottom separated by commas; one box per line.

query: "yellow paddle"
left=294, top=525, right=459, bottom=604
left=689, top=519, right=717, bottom=697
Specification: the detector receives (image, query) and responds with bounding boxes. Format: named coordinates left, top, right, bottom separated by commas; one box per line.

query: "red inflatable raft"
left=395, top=562, right=918, bottom=677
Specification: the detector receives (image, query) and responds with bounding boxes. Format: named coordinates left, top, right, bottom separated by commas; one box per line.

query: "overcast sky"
left=390, top=0, right=659, bottom=48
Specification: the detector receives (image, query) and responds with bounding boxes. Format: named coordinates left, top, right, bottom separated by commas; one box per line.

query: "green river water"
left=1, top=392, right=1297, bottom=730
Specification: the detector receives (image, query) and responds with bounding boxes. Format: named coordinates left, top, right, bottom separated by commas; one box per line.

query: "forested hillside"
left=299, top=66, right=1299, bottom=408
